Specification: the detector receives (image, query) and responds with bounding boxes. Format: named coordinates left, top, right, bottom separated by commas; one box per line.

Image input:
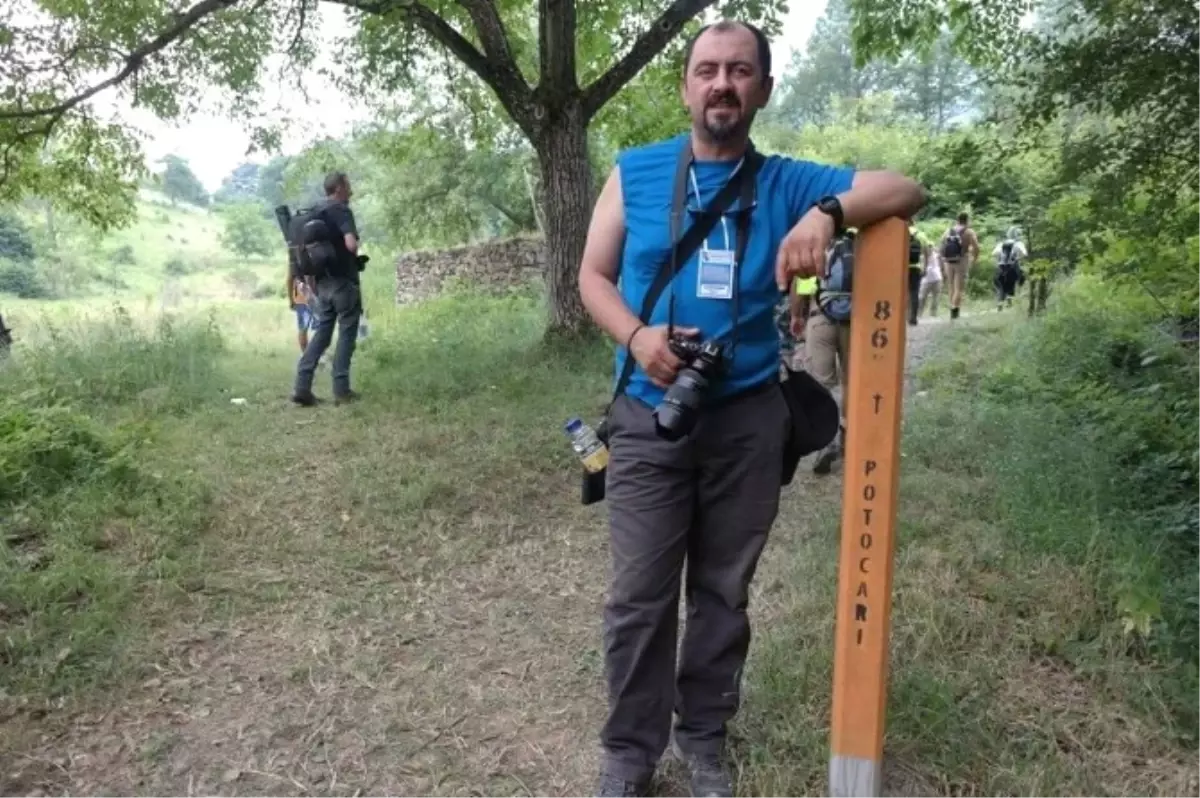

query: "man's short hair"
left=682, top=20, right=772, bottom=83
left=324, top=171, right=348, bottom=197
left=957, top=212, right=970, bottom=225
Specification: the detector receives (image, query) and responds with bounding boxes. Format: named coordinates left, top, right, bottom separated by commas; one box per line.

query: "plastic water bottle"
left=565, top=417, right=609, bottom=473
left=358, top=310, right=370, bottom=341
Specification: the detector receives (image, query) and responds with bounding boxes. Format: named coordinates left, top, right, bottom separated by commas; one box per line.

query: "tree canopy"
left=0, top=0, right=793, bottom=332
left=159, top=155, right=210, bottom=207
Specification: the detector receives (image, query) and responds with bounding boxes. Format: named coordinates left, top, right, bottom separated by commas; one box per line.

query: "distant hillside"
left=1, top=198, right=286, bottom=306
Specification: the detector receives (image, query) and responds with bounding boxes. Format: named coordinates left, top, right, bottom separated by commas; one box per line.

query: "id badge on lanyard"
left=691, top=166, right=738, bottom=301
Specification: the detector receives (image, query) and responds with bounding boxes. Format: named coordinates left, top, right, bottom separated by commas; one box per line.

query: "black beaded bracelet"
left=625, top=324, right=645, bottom=350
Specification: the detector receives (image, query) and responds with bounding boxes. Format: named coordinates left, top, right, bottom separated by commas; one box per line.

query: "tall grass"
left=0, top=306, right=221, bottom=695
left=360, top=282, right=611, bottom=419
left=1, top=303, right=226, bottom=413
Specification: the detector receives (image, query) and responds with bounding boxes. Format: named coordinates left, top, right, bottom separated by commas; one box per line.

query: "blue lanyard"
left=688, top=158, right=744, bottom=253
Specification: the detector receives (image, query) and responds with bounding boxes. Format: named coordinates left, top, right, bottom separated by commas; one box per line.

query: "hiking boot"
left=813, top=425, right=844, bottom=475
left=291, top=392, right=319, bottom=407
left=950, top=307, right=960, bottom=320
left=595, top=772, right=650, bottom=797
left=333, top=390, right=360, bottom=406
left=673, top=741, right=733, bottom=797
left=812, top=442, right=840, bottom=475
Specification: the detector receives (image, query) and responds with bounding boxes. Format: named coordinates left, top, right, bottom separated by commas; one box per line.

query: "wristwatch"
left=815, top=195, right=844, bottom=232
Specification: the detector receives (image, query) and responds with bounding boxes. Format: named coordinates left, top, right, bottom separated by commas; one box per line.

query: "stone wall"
left=394, top=235, right=545, bottom=305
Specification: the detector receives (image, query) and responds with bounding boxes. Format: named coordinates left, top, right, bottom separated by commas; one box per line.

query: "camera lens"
left=654, top=368, right=710, bottom=440
left=653, top=341, right=724, bottom=441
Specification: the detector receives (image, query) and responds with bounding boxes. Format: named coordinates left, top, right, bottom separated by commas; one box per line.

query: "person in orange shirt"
left=289, top=276, right=317, bottom=352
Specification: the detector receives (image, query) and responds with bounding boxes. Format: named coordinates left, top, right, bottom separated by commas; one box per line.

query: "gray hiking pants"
left=293, top=275, right=361, bottom=398
left=600, top=385, right=790, bottom=782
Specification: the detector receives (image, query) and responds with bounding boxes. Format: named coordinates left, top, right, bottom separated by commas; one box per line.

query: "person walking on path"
left=993, top=228, right=1028, bottom=310
left=940, top=211, right=980, bottom=320
left=801, top=232, right=854, bottom=475
left=288, top=275, right=318, bottom=353
left=918, top=246, right=944, bottom=318
left=907, top=221, right=930, bottom=325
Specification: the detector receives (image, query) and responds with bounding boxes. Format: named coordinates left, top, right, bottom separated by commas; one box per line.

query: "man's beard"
left=700, top=93, right=752, bottom=142
left=703, top=113, right=749, bottom=142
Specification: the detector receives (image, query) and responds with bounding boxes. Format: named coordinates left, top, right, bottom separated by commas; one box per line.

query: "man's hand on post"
left=776, top=207, right=836, bottom=290
left=629, top=324, right=700, bottom=389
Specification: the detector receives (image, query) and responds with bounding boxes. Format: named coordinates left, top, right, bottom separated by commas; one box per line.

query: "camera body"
left=653, top=335, right=726, bottom=441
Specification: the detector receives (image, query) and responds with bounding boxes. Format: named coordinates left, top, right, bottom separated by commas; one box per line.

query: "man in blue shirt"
left=578, top=19, right=925, bottom=798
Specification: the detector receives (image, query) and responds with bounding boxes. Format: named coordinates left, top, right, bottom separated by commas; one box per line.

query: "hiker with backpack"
left=992, top=229, right=1028, bottom=310
left=907, top=221, right=929, bottom=325
left=918, top=246, right=944, bottom=318
left=940, top=212, right=980, bottom=320
left=289, top=171, right=367, bottom=407
left=801, top=229, right=857, bottom=475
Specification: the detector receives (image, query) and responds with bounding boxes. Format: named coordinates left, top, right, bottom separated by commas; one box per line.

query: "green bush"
left=225, top=268, right=259, bottom=298
left=2, top=305, right=226, bottom=413
left=108, top=244, right=136, bottom=266
left=0, top=213, right=35, bottom=263
left=0, top=259, right=54, bottom=299
left=163, top=254, right=193, bottom=276
left=0, top=403, right=132, bottom=507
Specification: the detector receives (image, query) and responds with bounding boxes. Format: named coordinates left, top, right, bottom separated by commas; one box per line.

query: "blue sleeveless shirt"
left=614, top=133, right=855, bottom=408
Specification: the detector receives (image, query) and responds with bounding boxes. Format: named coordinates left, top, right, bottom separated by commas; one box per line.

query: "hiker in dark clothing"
left=992, top=230, right=1028, bottom=310
left=291, top=171, right=364, bottom=407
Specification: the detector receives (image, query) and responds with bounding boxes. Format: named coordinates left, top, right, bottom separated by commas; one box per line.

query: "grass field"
left=0, top=267, right=1196, bottom=795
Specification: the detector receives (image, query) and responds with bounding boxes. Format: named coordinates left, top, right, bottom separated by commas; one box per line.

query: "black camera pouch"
left=779, top=364, right=840, bottom=486
left=580, top=417, right=610, bottom=506
left=578, top=141, right=763, bottom=506
left=581, top=467, right=607, bottom=505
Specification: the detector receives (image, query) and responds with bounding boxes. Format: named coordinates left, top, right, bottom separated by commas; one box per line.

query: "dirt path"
left=1, top=320, right=952, bottom=798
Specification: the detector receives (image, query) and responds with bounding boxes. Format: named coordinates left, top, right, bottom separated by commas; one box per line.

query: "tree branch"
left=538, top=0, right=576, bottom=98
left=331, top=0, right=537, bottom=132
left=455, top=0, right=523, bottom=80
left=580, top=0, right=717, bottom=120
left=0, top=0, right=244, bottom=122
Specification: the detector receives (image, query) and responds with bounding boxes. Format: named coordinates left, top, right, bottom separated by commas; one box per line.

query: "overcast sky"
left=105, top=2, right=827, bottom=192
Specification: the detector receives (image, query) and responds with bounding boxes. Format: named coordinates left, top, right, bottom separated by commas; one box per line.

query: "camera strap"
left=609, top=137, right=762, bottom=404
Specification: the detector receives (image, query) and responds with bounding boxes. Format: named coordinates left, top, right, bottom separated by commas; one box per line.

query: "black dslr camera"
left=653, top=335, right=726, bottom=441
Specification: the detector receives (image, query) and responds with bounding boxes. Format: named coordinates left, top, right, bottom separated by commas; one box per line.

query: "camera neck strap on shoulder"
left=610, top=136, right=762, bottom=404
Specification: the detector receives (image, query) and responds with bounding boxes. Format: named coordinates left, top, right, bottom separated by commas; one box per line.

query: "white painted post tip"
left=829, top=754, right=882, bottom=798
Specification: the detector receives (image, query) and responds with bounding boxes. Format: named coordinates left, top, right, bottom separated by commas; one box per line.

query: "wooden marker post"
left=829, top=217, right=909, bottom=797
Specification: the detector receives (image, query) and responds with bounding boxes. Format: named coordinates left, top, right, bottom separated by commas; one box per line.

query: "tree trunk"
left=523, top=165, right=546, bottom=234
left=535, top=101, right=592, bottom=336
